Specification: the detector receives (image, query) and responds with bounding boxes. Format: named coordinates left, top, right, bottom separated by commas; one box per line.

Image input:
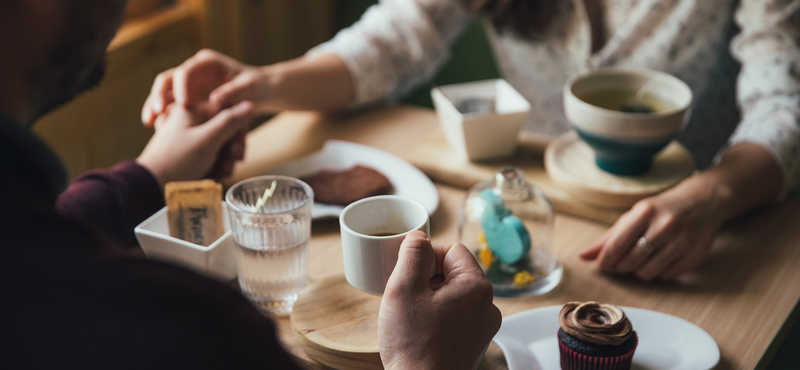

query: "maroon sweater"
left=0, top=116, right=302, bottom=369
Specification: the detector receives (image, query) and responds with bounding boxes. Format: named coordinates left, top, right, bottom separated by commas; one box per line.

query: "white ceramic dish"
left=493, top=305, right=720, bottom=370
left=134, top=202, right=237, bottom=281
left=266, top=140, right=439, bottom=219
left=432, top=79, right=530, bottom=161
left=564, top=68, right=692, bottom=141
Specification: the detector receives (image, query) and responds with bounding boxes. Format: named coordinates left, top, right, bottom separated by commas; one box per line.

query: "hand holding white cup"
left=339, top=196, right=435, bottom=295
left=378, top=231, right=502, bottom=370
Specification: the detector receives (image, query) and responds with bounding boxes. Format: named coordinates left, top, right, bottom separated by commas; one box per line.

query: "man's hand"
left=136, top=101, right=254, bottom=187
left=141, top=49, right=272, bottom=127
left=379, top=231, right=502, bottom=370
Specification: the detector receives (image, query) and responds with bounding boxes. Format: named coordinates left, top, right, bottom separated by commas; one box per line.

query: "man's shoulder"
left=0, top=214, right=294, bottom=368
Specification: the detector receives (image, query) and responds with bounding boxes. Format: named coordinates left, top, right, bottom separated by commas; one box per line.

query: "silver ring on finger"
left=636, top=237, right=656, bottom=255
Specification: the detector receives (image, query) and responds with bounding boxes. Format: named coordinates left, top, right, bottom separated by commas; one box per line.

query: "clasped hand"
left=137, top=50, right=265, bottom=185
left=138, top=51, right=503, bottom=369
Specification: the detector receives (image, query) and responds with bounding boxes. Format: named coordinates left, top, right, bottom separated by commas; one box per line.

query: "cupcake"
left=558, top=301, right=638, bottom=370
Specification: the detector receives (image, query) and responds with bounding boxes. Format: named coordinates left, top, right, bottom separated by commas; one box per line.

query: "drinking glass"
left=226, top=176, right=313, bottom=315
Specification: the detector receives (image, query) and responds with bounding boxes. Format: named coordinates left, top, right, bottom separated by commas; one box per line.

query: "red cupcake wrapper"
left=558, top=331, right=638, bottom=370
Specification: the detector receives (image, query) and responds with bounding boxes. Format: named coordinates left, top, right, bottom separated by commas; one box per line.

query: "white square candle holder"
left=134, top=202, right=237, bottom=281
left=431, top=79, right=530, bottom=161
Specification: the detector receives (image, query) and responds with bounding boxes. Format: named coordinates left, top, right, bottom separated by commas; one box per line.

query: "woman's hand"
left=579, top=176, right=728, bottom=281
left=580, top=142, right=783, bottom=281
left=141, top=49, right=273, bottom=127
left=142, top=50, right=354, bottom=127
left=379, top=231, right=502, bottom=370
left=137, top=101, right=254, bottom=187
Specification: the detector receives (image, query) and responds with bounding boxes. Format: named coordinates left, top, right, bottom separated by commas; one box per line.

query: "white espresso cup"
left=339, top=196, right=433, bottom=295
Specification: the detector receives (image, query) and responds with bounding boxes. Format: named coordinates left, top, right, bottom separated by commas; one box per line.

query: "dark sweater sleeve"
left=56, top=160, right=164, bottom=248
left=83, top=259, right=307, bottom=369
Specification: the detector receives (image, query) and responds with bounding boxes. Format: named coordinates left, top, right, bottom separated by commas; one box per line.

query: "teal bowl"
left=575, top=128, right=674, bottom=175
left=563, top=68, right=692, bottom=176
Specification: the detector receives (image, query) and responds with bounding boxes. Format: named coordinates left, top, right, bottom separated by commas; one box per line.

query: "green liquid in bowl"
left=580, top=89, right=674, bottom=114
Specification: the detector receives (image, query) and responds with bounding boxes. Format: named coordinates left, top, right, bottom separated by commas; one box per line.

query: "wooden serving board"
left=291, top=276, right=383, bottom=370
left=404, top=128, right=626, bottom=224
left=545, top=132, right=695, bottom=209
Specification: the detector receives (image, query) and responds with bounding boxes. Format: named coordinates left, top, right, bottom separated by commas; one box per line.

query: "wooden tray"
left=403, top=128, right=626, bottom=224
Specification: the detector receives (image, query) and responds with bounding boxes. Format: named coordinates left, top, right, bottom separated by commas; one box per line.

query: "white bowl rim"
left=225, top=175, right=314, bottom=215
left=432, top=78, right=532, bottom=117
left=564, top=67, right=693, bottom=120
left=134, top=205, right=232, bottom=252
left=339, top=195, right=429, bottom=240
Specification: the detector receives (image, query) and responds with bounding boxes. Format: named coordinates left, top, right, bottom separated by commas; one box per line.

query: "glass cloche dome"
left=459, top=166, right=562, bottom=296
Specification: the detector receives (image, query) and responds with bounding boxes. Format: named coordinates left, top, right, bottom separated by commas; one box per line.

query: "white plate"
left=267, top=140, right=439, bottom=219
left=493, top=305, right=720, bottom=370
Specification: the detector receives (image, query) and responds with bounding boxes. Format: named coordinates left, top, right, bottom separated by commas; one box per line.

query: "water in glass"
left=226, top=176, right=313, bottom=315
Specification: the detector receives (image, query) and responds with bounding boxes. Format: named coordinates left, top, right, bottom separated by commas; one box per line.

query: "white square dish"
left=134, top=202, right=237, bottom=281
left=431, top=79, right=530, bottom=161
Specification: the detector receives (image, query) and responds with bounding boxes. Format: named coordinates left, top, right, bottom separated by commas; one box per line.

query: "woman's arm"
left=142, top=51, right=354, bottom=124
left=726, top=0, right=800, bottom=197
left=249, top=54, right=355, bottom=112
left=579, top=142, right=782, bottom=281
left=142, top=0, right=477, bottom=124
left=306, top=0, right=475, bottom=107
left=709, top=143, right=784, bottom=219
left=581, top=0, right=800, bottom=280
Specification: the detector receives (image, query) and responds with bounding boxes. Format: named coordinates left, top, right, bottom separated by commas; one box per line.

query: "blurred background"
left=32, top=1, right=799, bottom=368
left=36, top=0, right=499, bottom=181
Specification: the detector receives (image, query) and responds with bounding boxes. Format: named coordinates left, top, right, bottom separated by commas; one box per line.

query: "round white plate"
left=493, top=305, right=719, bottom=370
left=267, top=140, right=439, bottom=219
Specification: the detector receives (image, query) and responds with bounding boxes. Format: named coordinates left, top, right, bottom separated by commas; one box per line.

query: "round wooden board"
left=545, top=132, right=695, bottom=209
left=291, top=275, right=383, bottom=370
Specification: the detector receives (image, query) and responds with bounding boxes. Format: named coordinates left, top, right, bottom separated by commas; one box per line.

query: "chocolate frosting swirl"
left=559, top=301, right=633, bottom=346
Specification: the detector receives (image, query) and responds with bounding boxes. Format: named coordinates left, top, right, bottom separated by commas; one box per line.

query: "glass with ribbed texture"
left=226, top=176, right=313, bottom=315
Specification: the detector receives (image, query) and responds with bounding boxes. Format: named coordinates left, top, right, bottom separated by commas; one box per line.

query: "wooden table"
left=229, top=106, right=800, bottom=370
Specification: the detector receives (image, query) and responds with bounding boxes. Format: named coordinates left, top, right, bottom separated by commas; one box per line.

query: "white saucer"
left=493, top=305, right=720, bottom=370
left=267, top=140, right=439, bottom=219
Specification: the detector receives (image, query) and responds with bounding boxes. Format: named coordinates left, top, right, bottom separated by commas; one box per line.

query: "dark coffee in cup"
left=340, top=196, right=432, bottom=295
left=365, top=227, right=409, bottom=237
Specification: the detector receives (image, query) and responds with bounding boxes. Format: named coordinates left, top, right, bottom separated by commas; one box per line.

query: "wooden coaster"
left=291, top=275, right=383, bottom=370
left=545, top=132, right=695, bottom=209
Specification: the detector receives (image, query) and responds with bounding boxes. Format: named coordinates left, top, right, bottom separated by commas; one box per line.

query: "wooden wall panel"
left=34, top=6, right=200, bottom=180
left=229, top=0, right=336, bottom=65
left=186, top=0, right=336, bottom=64
left=32, top=0, right=337, bottom=180
left=125, top=0, right=172, bottom=20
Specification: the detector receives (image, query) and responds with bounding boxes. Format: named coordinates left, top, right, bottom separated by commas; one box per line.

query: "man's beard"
left=31, top=0, right=124, bottom=120
left=36, top=57, right=106, bottom=118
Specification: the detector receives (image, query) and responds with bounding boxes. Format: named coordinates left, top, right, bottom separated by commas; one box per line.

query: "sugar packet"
left=164, top=180, right=224, bottom=246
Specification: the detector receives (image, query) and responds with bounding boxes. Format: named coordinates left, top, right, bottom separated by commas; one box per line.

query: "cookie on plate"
left=300, top=165, right=392, bottom=206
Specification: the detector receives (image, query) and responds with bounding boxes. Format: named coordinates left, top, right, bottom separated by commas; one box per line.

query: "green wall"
left=336, top=0, right=500, bottom=108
